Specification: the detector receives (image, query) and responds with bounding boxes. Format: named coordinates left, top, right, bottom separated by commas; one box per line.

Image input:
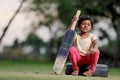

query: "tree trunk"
left=0, top=0, right=25, bottom=44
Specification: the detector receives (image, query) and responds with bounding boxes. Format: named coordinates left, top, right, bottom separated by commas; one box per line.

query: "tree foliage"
left=1, top=0, right=120, bottom=65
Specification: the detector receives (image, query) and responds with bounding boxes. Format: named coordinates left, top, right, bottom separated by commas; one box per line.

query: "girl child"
left=69, top=16, right=100, bottom=76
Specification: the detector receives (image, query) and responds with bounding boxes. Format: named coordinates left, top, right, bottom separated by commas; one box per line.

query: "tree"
left=22, top=0, right=65, bottom=61
left=2, top=0, right=119, bottom=64
left=107, top=0, right=120, bottom=67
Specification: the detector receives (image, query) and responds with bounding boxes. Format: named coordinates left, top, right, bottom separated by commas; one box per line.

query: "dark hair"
left=77, top=16, right=93, bottom=28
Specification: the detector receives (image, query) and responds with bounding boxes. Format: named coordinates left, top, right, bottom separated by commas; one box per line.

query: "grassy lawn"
left=0, top=60, right=120, bottom=80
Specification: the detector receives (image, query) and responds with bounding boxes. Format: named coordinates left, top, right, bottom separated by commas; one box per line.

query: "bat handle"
left=70, top=10, right=81, bottom=30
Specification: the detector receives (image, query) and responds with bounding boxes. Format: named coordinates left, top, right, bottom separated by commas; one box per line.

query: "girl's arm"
left=88, top=39, right=98, bottom=54
left=67, top=16, right=78, bottom=30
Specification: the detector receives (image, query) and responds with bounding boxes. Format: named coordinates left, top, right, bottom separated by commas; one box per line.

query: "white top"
left=73, top=33, right=97, bottom=56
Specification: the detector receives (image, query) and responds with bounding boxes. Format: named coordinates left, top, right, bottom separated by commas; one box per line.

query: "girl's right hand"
left=72, top=16, right=78, bottom=22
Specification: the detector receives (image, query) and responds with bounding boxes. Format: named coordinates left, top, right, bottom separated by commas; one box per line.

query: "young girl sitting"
left=69, top=16, right=100, bottom=76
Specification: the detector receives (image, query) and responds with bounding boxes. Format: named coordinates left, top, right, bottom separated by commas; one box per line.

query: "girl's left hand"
left=88, top=49, right=96, bottom=54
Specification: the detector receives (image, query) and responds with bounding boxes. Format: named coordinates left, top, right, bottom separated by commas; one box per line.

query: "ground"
left=0, top=60, right=120, bottom=80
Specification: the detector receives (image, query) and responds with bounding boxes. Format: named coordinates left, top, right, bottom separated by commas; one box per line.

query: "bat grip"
left=70, top=10, right=81, bottom=30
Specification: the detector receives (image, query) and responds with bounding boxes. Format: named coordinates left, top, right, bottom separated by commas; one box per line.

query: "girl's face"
left=79, top=20, right=92, bottom=33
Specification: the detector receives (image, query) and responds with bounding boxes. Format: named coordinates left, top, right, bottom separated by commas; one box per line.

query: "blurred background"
left=0, top=0, right=120, bottom=67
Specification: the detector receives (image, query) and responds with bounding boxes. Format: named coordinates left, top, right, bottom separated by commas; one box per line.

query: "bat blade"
left=53, top=30, right=76, bottom=74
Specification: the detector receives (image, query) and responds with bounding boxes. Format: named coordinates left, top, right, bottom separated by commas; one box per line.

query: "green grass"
left=0, top=60, right=120, bottom=80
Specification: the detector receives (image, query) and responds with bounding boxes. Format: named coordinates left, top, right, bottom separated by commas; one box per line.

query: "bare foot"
left=83, top=70, right=93, bottom=76
left=71, top=70, right=79, bottom=76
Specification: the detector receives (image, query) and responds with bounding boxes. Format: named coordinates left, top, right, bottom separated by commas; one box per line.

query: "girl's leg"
left=69, top=46, right=82, bottom=75
left=89, top=49, right=100, bottom=72
left=83, top=49, right=100, bottom=76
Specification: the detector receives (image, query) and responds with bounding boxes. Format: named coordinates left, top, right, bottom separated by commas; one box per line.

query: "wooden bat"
left=53, top=10, right=81, bottom=75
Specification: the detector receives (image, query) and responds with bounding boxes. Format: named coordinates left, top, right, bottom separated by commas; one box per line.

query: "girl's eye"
left=81, top=23, right=85, bottom=25
left=81, top=23, right=91, bottom=26
left=88, top=24, right=91, bottom=26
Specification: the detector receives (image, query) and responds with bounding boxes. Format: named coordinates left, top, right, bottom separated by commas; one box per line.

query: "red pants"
left=69, top=46, right=100, bottom=73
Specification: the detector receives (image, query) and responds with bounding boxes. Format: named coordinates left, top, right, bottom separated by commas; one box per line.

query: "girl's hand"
left=67, top=16, right=79, bottom=30
left=88, top=49, right=96, bottom=54
left=72, top=16, right=78, bottom=22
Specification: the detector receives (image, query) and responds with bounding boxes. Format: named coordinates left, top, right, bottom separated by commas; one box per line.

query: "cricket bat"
left=53, top=10, right=81, bottom=75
